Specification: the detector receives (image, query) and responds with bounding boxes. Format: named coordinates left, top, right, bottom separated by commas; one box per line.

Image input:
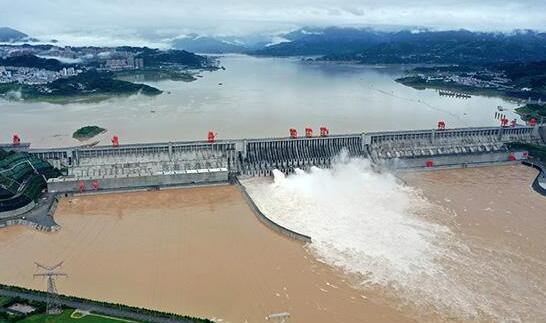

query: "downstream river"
left=0, top=55, right=520, bottom=148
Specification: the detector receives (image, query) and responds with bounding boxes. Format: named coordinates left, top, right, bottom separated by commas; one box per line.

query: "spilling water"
left=242, top=153, right=546, bottom=322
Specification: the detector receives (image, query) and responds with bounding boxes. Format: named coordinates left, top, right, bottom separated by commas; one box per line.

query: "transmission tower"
left=33, top=261, right=67, bottom=314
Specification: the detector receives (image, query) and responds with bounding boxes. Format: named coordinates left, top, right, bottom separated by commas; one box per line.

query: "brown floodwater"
left=0, top=185, right=414, bottom=323
left=401, top=165, right=546, bottom=322
left=1, top=165, right=545, bottom=322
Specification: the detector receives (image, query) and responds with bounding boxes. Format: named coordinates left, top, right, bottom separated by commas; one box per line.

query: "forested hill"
left=252, top=28, right=546, bottom=64
left=0, top=54, right=68, bottom=70
left=118, top=47, right=213, bottom=68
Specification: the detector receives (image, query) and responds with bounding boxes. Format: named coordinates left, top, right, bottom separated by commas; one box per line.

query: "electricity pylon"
left=33, top=261, right=67, bottom=314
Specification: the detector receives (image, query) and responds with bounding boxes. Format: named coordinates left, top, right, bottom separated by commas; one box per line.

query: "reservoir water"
left=1, top=54, right=519, bottom=147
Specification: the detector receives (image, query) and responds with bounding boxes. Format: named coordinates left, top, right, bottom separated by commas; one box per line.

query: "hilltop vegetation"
left=501, top=61, right=546, bottom=91
left=253, top=28, right=546, bottom=64
left=515, top=104, right=546, bottom=122
left=0, top=54, right=67, bottom=70
left=72, top=125, right=106, bottom=141
left=0, top=70, right=162, bottom=102
left=133, top=47, right=212, bottom=68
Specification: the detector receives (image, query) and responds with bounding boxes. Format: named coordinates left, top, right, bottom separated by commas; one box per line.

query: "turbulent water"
left=242, top=153, right=546, bottom=322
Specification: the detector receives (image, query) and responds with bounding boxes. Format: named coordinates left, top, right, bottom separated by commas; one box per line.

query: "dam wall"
left=367, top=126, right=543, bottom=169
left=48, top=168, right=229, bottom=193
left=9, top=124, right=545, bottom=187
left=2, top=124, right=545, bottom=234
left=241, top=134, right=364, bottom=176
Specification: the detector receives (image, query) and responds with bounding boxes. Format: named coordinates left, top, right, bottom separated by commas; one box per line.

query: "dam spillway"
left=3, top=124, right=546, bottom=193
left=242, top=134, right=364, bottom=175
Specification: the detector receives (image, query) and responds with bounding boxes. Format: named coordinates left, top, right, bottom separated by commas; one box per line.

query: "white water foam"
left=241, top=152, right=546, bottom=321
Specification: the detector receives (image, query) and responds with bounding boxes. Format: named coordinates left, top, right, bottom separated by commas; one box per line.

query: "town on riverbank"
left=0, top=44, right=219, bottom=103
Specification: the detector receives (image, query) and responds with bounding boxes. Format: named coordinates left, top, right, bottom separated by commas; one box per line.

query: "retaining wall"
left=48, top=171, right=229, bottom=193
left=235, top=178, right=312, bottom=243
left=3, top=219, right=60, bottom=232
left=379, top=151, right=513, bottom=169
left=0, top=201, right=36, bottom=219
left=522, top=161, right=546, bottom=196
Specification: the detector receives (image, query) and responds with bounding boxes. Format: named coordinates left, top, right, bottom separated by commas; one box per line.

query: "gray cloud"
left=1, top=0, right=545, bottom=46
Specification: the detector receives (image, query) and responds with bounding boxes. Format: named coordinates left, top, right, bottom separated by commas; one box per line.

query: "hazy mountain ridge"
left=172, top=34, right=247, bottom=53
left=0, top=27, right=28, bottom=42
left=252, top=27, right=546, bottom=64
left=171, top=33, right=271, bottom=53
left=5, top=25, right=546, bottom=64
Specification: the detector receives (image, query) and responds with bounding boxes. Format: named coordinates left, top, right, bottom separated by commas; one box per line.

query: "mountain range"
left=252, top=27, right=546, bottom=64
left=5, top=26, right=546, bottom=65
left=0, top=27, right=36, bottom=43
left=171, top=33, right=269, bottom=53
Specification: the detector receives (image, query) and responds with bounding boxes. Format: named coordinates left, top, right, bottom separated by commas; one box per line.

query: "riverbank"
left=396, top=61, right=546, bottom=105
left=396, top=76, right=527, bottom=102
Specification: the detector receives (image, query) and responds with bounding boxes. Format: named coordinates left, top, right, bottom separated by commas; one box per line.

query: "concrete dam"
left=4, top=124, right=546, bottom=194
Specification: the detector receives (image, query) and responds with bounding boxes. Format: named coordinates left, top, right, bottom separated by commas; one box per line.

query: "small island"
left=72, top=125, right=106, bottom=141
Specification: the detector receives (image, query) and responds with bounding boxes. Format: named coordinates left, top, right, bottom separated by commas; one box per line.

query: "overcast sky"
left=1, top=0, right=545, bottom=46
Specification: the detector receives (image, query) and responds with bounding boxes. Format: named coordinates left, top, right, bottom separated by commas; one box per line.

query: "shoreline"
left=395, top=77, right=527, bottom=103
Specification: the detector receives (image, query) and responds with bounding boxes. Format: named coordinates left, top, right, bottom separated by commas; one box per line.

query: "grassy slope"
left=0, top=296, right=11, bottom=307
left=18, top=309, right=136, bottom=323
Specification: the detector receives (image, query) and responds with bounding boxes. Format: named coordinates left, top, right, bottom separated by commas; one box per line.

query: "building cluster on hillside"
left=102, top=56, right=144, bottom=71
left=1, top=45, right=145, bottom=72
left=0, top=65, right=81, bottom=85
left=419, top=70, right=514, bottom=90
